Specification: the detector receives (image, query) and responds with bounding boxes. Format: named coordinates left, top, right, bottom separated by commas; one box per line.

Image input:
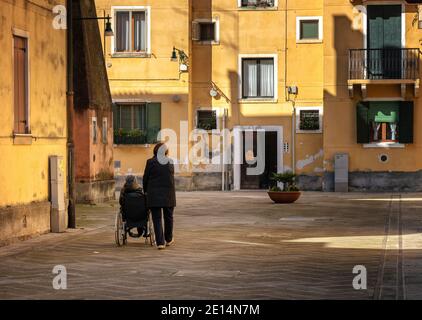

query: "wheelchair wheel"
left=115, top=211, right=126, bottom=246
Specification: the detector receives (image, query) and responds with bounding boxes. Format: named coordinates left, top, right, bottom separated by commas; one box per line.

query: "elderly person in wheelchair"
left=115, top=175, right=154, bottom=246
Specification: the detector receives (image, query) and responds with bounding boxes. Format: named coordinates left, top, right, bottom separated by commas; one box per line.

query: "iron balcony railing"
left=349, top=48, right=420, bottom=80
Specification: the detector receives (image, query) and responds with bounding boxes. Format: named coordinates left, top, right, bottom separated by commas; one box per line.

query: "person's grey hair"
left=125, top=175, right=137, bottom=184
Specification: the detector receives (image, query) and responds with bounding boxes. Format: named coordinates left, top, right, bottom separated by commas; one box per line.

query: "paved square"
left=1, top=191, right=422, bottom=299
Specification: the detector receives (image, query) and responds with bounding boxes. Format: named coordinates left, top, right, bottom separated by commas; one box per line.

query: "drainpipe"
left=67, top=0, right=76, bottom=228
left=284, top=0, right=295, bottom=174
left=291, top=101, right=296, bottom=174
left=221, top=108, right=227, bottom=191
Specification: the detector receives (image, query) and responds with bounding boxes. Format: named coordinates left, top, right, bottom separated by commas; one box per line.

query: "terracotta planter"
left=267, top=191, right=301, bottom=204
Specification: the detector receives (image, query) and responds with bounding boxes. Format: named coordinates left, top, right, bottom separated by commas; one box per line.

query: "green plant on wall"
left=114, top=128, right=147, bottom=144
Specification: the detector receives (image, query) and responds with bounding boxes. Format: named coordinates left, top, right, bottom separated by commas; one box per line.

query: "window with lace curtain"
left=241, top=58, right=275, bottom=99
left=113, top=7, right=150, bottom=54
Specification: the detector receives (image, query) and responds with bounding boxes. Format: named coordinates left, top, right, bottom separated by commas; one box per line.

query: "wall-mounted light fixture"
left=171, top=47, right=189, bottom=72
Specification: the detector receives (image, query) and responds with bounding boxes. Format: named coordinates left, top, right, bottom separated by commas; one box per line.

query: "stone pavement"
left=1, top=191, right=422, bottom=300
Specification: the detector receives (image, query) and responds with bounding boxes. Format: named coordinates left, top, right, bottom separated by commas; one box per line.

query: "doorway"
left=233, top=126, right=283, bottom=190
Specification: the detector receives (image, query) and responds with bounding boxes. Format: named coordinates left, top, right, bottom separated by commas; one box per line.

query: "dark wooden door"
left=241, top=131, right=260, bottom=189
left=14, top=36, right=27, bottom=134
left=240, top=131, right=278, bottom=189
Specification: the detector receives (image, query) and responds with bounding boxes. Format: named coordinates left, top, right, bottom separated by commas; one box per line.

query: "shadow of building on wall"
left=72, top=0, right=114, bottom=203
left=323, top=10, right=422, bottom=192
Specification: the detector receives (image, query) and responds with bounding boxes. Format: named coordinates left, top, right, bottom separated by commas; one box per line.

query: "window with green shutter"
left=356, top=101, right=370, bottom=143
left=398, top=101, right=413, bottom=144
left=356, top=101, right=414, bottom=144
left=112, top=102, right=161, bottom=144
left=146, top=102, right=161, bottom=144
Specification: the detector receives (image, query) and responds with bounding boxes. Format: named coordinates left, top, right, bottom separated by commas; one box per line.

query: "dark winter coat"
left=119, top=184, right=147, bottom=222
left=142, top=156, right=176, bottom=208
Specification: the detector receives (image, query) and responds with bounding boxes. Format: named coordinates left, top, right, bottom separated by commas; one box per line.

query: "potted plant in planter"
left=267, top=171, right=301, bottom=204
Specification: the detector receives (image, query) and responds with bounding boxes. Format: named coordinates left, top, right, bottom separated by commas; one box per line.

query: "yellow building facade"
left=0, top=0, right=68, bottom=244
left=96, top=0, right=422, bottom=191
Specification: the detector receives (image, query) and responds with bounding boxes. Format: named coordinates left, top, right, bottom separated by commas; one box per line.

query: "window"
left=13, top=35, right=29, bottom=134
left=239, top=0, right=276, bottom=8
left=296, top=17, right=323, bottom=42
left=102, top=118, right=108, bottom=144
left=192, top=19, right=219, bottom=44
left=356, top=101, right=413, bottom=144
left=113, top=7, right=150, bottom=54
left=92, top=117, right=97, bottom=144
left=113, top=102, right=161, bottom=144
left=196, top=110, right=218, bottom=130
left=296, top=107, right=323, bottom=133
left=241, top=57, right=275, bottom=99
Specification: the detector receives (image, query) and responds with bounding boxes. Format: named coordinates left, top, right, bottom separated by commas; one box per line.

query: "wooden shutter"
left=146, top=103, right=161, bottom=143
left=112, top=103, right=120, bottom=130
left=398, top=101, right=413, bottom=144
left=192, top=21, right=200, bottom=41
left=14, top=36, right=27, bottom=134
left=356, top=101, right=370, bottom=143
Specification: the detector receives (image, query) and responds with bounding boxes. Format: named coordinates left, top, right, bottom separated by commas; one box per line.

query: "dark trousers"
left=150, top=207, right=174, bottom=246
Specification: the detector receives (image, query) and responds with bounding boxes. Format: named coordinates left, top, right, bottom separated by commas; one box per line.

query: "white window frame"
left=111, top=6, right=151, bottom=56
left=238, top=54, right=278, bottom=102
left=12, top=28, right=31, bottom=135
left=192, top=18, right=220, bottom=45
left=237, top=0, right=278, bottom=9
left=195, top=107, right=221, bottom=131
left=296, top=16, right=323, bottom=43
left=295, top=106, right=323, bottom=134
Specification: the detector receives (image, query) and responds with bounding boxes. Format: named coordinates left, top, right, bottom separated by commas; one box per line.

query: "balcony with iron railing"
left=348, top=48, right=420, bottom=98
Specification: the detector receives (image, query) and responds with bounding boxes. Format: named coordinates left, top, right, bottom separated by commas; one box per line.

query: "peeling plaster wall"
left=0, top=0, right=67, bottom=207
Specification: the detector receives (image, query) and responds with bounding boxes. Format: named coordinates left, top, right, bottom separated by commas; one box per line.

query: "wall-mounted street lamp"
left=171, top=47, right=189, bottom=72
left=75, top=14, right=114, bottom=54
left=75, top=14, right=114, bottom=37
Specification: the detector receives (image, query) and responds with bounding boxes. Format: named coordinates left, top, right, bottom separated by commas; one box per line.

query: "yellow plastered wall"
left=323, top=1, right=422, bottom=173
left=96, top=0, right=326, bottom=177
left=0, top=0, right=68, bottom=207
left=95, top=0, right=190, bottom=176
left=192, top=0, right=324, bottom=175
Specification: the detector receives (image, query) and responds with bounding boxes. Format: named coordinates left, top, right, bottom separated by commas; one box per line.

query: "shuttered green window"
left=146, top=103, right=161, bottom=144
left=112, top=102, right=161, bottom=144
left=398, top=101, right=413, bottom=143
left=356, top=101, right=370, bottom=143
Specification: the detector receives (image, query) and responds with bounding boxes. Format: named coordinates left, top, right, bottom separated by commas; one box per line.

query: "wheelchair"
left=115, top=191, right=155, bottom=247
left=115, top=210, right=155, bottom=246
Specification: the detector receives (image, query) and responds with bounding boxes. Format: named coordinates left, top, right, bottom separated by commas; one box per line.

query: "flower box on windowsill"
left=113, top=135, right=148, bottom=145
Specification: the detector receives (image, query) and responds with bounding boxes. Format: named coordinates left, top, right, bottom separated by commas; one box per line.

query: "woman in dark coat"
left=143, top=143, right=176, bottom=250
